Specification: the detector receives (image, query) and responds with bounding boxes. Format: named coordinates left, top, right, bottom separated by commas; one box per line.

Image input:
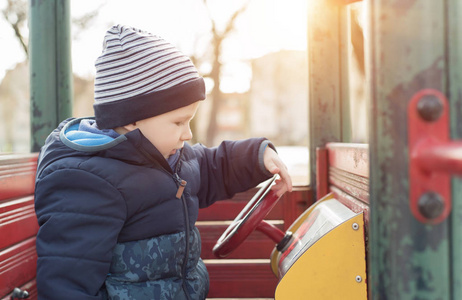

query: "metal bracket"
left=408, top=89, right=456, bottom=224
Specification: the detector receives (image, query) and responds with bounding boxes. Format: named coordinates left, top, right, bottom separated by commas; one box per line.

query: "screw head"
left=417, top=95, right=443, bottom=122
left=418, top=191, right=445, bottom=219
left=352, top=223, right=359, bottom=230
left=355, top=275, right=362, bottom=283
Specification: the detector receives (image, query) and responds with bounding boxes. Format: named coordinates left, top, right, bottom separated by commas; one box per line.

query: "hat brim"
left=94, top=77, right=206, bottom=129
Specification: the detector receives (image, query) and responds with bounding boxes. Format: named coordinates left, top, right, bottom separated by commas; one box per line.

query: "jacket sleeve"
left=34, top=168, right=126, bottom=300
left=193, top=138, right=274, bottom=208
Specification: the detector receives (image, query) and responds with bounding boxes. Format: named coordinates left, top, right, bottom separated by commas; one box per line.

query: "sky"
left=0, top=0, right=307, bottom=92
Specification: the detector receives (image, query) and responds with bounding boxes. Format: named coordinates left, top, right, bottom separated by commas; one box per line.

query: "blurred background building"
left=0, top=0, right=369, bottom=185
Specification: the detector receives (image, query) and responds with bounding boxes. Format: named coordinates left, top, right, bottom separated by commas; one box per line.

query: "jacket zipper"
left=173, top=149, right=192, bottom=300
left=138, top=147, right=192, bottom=300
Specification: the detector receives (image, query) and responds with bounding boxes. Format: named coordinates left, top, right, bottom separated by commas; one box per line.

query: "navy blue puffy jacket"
left=34, top=118, right=273, bottom=300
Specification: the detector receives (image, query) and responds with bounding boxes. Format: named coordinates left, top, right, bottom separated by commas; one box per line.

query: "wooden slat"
left=0, top=237, right=37, bottom=298
left=0, top=196, right=39, bottom=251
left=205, top=260, right=278, bottom=298
left=198, top=222, right=283, bottom=259
left=0, top=154, right=38, bottom=201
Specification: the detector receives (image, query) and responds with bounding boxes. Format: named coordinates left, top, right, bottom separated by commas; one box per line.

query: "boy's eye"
left=175, top=122, right=184, bottom=126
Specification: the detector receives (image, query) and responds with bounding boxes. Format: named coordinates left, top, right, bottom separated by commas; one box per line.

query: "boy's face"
left=126, top=101, right=199, bottom=159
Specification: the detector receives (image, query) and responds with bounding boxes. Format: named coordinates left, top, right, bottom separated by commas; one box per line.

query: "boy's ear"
left=124, top=122, right=138, bottom=131
left=114, top=123, right=137, bottom=135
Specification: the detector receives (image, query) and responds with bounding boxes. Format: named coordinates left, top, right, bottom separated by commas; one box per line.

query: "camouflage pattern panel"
left=105, top=227, right=208, bottom=300
left=184, top=228, right=209, bottom=299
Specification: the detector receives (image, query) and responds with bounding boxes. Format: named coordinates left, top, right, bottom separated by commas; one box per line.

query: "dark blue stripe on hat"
left=95, top=59, right=193, bottom=96
left=95, top=54, right=189, bottom=87
left=94, top=77, right=206, bottom=129
left=145, top=71, right=199, bottom=93
left=95, top=46, right=177, bottom=75
left=95, top=41, right=171, bottom=67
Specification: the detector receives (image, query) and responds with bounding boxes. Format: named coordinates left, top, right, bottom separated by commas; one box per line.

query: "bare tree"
left=0, top=0, right=101, bottom=151
left=2, top=0, right=28, bottom=56
left=1, top=0, right=103, bottom=58
left=198, top=0, right=250, bottom=146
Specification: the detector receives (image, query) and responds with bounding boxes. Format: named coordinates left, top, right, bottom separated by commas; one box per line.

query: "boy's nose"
left=181, top=126, right=193, bottom=141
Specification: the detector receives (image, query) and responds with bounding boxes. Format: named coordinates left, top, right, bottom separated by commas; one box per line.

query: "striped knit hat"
left=93, top=25, right=206, bottom=129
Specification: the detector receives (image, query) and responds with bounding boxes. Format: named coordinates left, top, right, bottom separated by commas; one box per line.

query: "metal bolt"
left=11, top=287, right=29, bottom=299
left=352, top=223, right=359, bottom=230
left=355, top=276, right=362, bottom=283
left=418, top=191, right=445, bottom=219
left=417, top=95, right=443, bottom=122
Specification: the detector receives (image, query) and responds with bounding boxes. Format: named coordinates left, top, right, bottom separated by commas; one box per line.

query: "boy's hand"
left=263, top=147, right=293, bottom=197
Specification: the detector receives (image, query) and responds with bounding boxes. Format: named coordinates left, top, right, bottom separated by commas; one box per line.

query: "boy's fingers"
left=271, top=179, right=287, bottom=197
left=277, top=163, right=292, bottom=192
left=269, top=165, right=280, bottom=174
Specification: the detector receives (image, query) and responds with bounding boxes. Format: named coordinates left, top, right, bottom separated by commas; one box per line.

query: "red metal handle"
left=414, top=141, right=462, bottom=175
left=255, top=220, right=285, bottom=244
left=408, top=89, right=453, bottom=224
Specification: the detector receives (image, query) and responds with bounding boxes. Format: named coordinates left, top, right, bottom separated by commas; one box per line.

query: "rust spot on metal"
left=391, top=0, right=418, bottom=16
left=32, top=101, right=42, bottom=118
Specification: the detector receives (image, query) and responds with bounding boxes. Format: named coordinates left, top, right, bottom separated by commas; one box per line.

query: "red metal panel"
left=331, top=186, right=370, bottom=227
left=408, top=89, right=451, bottom=224
left=0, top=154, right=38, bottom=201
left=281, top=187, right=313, bottom=230
left=205, top=261, right=278, bottom=298
left=326, top=143, right=369, bottom=178
left=0, top=196, right=39, bottom=251
left=323, top=143, right=370, bottom=222
left=316, top=147, right=329, bottom=200
left=329, top=166, right=369, bottom=204
left=0, top=237, right=37, bottom=298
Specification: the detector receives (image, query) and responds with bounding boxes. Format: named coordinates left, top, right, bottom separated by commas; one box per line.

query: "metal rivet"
left=355, top=276, right=362, bottom=283
left=418, top=191, right=445, bottom=219
left=352, top=223, right=359, bottom=230
left=417, top=95, right=443, bottom=122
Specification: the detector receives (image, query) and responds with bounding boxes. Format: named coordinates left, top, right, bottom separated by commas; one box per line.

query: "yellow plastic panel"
left=270, top=193, right=335, bottom=276
left=275, top=213, right=367, bottom=300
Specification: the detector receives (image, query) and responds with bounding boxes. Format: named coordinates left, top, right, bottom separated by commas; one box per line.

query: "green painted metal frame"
left=448, top=0, right=462, bottom=298
left=309, top=0, right=461, bottom=299
left=308, top=1, right=352, bottom=198
left=368, top=0, right=459, bottom=299
left=29, top=0, right=73, bottom=152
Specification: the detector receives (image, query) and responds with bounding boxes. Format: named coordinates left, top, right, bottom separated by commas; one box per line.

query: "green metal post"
left=448, top=0, right=462, bottom=298
left=368, top=1, right=451, bottom=299
left=29, top=0, right=73, bottom=152
left=308, top=1, right=351, bottom=196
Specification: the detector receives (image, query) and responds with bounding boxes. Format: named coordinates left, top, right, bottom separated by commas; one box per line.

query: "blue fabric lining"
left=65, top=119, right=120, bottom=146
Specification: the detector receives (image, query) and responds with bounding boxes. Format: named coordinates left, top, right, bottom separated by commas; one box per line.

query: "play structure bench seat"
left=0, top=152, right=313, bottom=300
left=0, top=153, right=39, bottom=300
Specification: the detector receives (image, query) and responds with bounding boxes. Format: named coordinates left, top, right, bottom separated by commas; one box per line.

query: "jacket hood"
left=60, top=118, right=124, bottom=151
left=36, top=118, right=172, bottom=179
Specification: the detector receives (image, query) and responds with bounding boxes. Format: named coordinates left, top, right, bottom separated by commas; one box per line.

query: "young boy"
left=34, top=25, right=292, bottom=300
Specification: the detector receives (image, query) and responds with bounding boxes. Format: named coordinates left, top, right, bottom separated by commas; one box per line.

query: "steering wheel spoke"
left=213, top=176, right=286, bottom=258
